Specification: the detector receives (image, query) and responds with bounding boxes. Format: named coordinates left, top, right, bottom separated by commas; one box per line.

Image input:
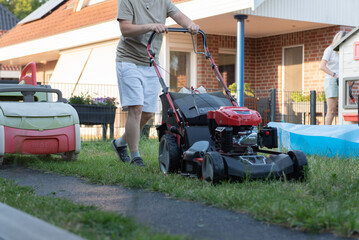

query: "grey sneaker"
left=130, top=157, right=146, bottom=167
left=111, top=140, right=130, bottom=162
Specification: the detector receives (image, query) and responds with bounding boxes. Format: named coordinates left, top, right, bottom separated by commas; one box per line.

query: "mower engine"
left=208, top=106, right=277, bottom=154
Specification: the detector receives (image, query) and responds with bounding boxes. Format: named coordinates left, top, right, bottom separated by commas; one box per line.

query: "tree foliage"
left=0, top=0, right=47, bottom=20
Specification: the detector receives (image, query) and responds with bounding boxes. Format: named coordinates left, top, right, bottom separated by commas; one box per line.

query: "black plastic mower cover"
left=160, top=91, right=232, bottom=126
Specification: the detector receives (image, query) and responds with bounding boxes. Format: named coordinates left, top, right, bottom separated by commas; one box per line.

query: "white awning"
left=78, top=43, right=117, bottom=85
left=49, top=42, right=119, bottom=99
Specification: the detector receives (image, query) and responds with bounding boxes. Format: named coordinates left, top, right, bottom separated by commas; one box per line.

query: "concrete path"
left=0, top=166, right=349, bottom=240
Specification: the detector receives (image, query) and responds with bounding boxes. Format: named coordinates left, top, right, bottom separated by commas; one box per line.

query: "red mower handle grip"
left=20, top=62, right=37, bottom=86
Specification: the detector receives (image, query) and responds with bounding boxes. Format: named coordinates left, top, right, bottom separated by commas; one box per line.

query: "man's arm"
left=171, top=11, right=199, bottom=34
left=119, top=20, right=168, bottom=37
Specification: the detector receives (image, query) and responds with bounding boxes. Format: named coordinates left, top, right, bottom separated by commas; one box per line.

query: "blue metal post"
left=234, top=14, right=247, bottom=107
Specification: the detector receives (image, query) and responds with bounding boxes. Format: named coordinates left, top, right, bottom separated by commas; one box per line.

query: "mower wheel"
left=202, top=152, right=225, bottom=183
left=159, top=134, right=180, bottom=174
left=288, top=150, right=308, bottom=181
left=61, top=151, right=79, bottom=161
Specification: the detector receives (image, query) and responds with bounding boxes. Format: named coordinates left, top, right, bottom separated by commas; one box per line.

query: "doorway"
left=169, top=51, right=191, bottom=92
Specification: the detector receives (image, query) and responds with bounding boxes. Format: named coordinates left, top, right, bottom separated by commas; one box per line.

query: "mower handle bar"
left=0, top=85, right=65, bottom=102
left=148, top=28, right=210, bottom=58
left=19, top=62, right=37, bottom=86
left=147, top=28, right=238, bottom=107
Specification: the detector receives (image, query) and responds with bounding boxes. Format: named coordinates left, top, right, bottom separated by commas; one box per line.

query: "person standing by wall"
left=319, top=31, right=346, bottom=125
left=112, top=0, right=199, bottom=166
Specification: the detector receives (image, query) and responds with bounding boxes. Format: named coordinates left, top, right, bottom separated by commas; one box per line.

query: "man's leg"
left=140, top=112, right=154, bottom=129
left=117, top=112, right=152, bottom=147
left=113, top=61, right=144, bottom=163
left=122, top=105, right=148, bottom=166
left=125, top=105, right=143, bottom=153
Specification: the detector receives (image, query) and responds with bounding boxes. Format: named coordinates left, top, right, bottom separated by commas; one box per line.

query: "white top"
left=322, top=46, right=339, bottom=78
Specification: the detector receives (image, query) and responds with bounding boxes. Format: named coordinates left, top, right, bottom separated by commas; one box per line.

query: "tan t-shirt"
left=116, top=0, right=179, bottom=66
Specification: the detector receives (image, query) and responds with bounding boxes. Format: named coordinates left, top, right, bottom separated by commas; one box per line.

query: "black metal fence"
left=279, top=89, right=332, bottom=125
left=48, top=82, right=332, bottom=141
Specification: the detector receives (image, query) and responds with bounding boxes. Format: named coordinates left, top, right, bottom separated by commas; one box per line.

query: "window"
left=344, top=78, right=359, bottom=108
left=283, top=46, right=303, bottom=92
left=170, top=51, right=190, bottom=91
left=218, top=53, right=236, bottom=89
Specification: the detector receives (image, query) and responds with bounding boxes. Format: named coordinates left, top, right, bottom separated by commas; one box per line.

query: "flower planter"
left=71, top=104, right=117, bottom=125
left=291, top=102, right=325, bottom=113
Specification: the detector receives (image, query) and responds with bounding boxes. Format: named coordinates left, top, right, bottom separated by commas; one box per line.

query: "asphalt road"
left=0, top=166, right=350, bottom=240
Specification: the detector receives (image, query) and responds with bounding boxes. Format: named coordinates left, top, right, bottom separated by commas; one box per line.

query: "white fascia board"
left=166, top=0, right=253, bottom=25
left=0, top=20, right=120, bottom=62
left=236, top=0, right=359, bottom=26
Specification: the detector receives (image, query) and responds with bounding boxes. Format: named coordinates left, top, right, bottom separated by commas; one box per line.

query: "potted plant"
left=228, top=82, right=254, bottom=97
left=290, top=91, right=325, bottom=113
left=69, top=94, right=117, bottom=125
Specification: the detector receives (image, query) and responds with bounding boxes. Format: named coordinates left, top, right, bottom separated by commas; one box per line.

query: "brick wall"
left=195, top=25, right=353, bottom=117
left=198, top=26, right=352, bottom=93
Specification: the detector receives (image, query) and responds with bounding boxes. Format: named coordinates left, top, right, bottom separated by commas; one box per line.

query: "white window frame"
left=218, top=48, right=237, bottom=88
left=161, top=33, right=197, bottom=89
left=281, top=44, right=304, bottom=120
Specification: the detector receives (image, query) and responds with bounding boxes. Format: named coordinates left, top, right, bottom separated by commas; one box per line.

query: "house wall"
left=195, top=25, right=353, bottom=116
left=198, top=26, right=351, bottom=91
left=33, top=60, right=58, bottom=84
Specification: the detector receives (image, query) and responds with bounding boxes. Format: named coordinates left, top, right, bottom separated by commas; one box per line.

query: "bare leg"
left=325, top=97, right=338, bottom=125
left=124, top=105, right=143, bottom=152
left=121, top=108, right=154, bottom=152
left=140, top=112, right=154, bottom=129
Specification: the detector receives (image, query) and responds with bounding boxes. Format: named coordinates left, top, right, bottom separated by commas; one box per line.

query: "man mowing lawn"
left=112, top=0, right=199, bottom=166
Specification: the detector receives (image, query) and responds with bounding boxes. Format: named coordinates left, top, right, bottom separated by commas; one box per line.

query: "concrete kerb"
left=0, top=203, right=84, bottom=240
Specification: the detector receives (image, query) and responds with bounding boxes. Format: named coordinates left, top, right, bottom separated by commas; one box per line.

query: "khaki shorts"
left=324, top=77, right=338, bottom=98
left=116, top=62, right=160, bottom=112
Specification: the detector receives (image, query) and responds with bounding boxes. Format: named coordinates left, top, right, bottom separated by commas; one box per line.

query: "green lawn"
left=3, top=139, right=359, bottom=238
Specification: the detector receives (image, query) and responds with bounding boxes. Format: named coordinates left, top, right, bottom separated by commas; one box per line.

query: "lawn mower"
left=0, top=62, right=81, bottom=166
left=147, top=28, right=308, bottom=182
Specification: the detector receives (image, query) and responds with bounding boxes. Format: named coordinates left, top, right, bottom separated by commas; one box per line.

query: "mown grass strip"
left=4, top=139, right=359, bottom=238
left=0, top=177, right=185, bottom=240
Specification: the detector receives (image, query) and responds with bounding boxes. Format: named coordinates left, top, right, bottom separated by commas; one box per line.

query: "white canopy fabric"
left=78, top=44, right=117, bottom=85
left=49, top=48, right=91, bottom=85
left=49, top=43, right=119, bottom=99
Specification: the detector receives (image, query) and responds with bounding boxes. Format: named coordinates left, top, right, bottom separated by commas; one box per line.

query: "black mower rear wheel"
left=159, top=134, right=180, bottom=174
left=202, top=151, right=225, bottom=183
left=288, top=150, right=308, bottom=181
